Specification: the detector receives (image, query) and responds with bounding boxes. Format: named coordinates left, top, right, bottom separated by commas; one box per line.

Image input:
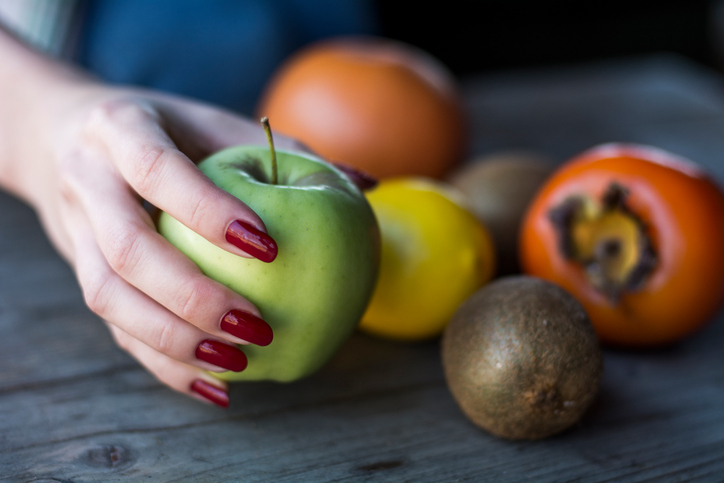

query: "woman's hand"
left=0, top=28, right=307, bottom=407
left=42, top=87, right=313, bottom=407
left=52, top=89, right=315, bottom=407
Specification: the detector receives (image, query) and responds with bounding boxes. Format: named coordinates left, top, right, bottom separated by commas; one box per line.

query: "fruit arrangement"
left=443, top=144, right=724, bottom=438
left=159, top=36, right=724, bottom=440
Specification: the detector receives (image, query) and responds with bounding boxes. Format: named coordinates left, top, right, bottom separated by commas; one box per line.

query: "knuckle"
left=104, top=223, right=145, bottom=276
left=82, top=99, right=171, bottom=198
left=148, top=364, right=177, bottom=391
left=81, top=268, right=115, bottom=317
left=84, top=98, right=156, bottom=133
left=110, top=327, right=132, bottom=353
left=147, top=359, right=189, bottom=394
left=153, top=320, right=178, bottom=356
left=176, top=275, right=216, bottom=323
left=187, top=188, right=221, bottom=231
left=56, top=153, right=80, bottom=204
left=55, top=147, right=96, bottom=204
left=131, top=145, right=168, bottom=196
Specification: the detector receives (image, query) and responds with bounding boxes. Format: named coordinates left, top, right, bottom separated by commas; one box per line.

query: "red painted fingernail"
left=226, top=220, right=278, bottom=263
left=196, top=340, right=247, bottom=372
left=332, top=162, right=378, bottom=191
left=191, top=379, right=229, bottom=408
left=221, top=310, right=273, bottom=346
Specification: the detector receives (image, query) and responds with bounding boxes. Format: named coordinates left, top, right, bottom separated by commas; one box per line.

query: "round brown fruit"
left=447, top=151, right=554, bottom=275
left=441, top=276, right=602, bottom=440
left=256, top=36, right=466, bottom=179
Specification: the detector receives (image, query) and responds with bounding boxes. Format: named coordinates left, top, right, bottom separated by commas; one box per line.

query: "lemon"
left=360, top=178, right=496, bottom=340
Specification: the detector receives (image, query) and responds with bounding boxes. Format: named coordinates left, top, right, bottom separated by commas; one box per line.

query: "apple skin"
left=157, top=146, right=380, bottom=382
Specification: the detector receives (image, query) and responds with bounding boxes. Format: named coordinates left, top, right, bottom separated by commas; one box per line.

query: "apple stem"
left=261, top=117, right=278, bottom=185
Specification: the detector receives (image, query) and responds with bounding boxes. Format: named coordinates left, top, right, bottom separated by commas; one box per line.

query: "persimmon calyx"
left=548, top=183, right=657, bottom=303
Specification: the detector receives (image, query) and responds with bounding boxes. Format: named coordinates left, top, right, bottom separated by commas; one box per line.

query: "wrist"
left=0, top=26, right=97, bottom=204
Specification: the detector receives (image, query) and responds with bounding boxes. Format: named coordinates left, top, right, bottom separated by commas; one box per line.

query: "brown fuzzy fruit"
left=441, top=276, right=602, bottom=440
left=446, top=152, right=554, bottom=275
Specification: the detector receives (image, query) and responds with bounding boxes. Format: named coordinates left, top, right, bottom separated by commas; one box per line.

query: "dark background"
left=376, top=0, right=721, bottom=76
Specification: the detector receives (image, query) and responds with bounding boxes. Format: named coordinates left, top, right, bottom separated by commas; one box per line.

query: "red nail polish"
left=191, top=379, right=229, bottom=408
left=226, top=220, right=278, bottom=263
left=221, top=310, right=273, bottom=346
left=196, top=340, right=247, bottom=372
left=331, top=162, right=378, bottom=191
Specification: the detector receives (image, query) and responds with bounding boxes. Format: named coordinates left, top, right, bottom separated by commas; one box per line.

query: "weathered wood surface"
left=2, top=55, right=724, bottom=482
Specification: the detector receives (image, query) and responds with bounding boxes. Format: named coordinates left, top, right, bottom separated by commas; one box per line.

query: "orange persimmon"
left=520, top=143, right=724, bottom=347
left=256, top=37, right=465, bottom=179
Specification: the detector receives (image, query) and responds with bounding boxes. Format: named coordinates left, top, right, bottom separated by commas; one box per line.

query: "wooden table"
left=2, top=55, right=724, bottom=482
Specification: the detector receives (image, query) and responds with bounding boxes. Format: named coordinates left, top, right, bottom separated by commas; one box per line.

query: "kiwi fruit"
left=446, top=152, right=554, bottom=275
left=441, top=276, right=602, bottom=440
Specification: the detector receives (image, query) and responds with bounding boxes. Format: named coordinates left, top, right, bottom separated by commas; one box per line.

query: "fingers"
left=108, top=325, right=231, bottom=408
left=61, top=149, right=273, bottom=347
left=55, top=96, right=297, bottom=409
left=85, top=99, right=277, bottom=262
left=63, top=186, right=240, bottom=409
left=73, top=226, right=247, bottom=374
left=153, top=97, right=309, bottom=154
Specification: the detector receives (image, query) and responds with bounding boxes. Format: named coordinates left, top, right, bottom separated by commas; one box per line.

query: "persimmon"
left=520, top=143, right=724, bottom=347
left=256, top=36, right=466, bottom=179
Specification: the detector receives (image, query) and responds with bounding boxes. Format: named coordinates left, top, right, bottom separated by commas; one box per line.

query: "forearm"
left=0, top=23, right=93, bottom=203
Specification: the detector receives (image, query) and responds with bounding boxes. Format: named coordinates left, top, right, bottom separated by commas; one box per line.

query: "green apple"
left=157, top=126, right=380, bottom=382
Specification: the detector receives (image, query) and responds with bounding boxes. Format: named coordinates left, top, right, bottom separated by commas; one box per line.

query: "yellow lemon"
left=360, top=178, right=496, bottom=340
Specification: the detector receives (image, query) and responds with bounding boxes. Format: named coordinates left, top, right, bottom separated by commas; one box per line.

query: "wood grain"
left=1, top=54, right=724, bottom=482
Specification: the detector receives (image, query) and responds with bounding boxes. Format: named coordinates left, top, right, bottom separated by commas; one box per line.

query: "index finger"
left=86, top=98, right=277, bottom=263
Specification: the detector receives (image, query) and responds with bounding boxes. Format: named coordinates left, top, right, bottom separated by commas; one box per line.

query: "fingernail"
left=221, top=310, right=273, bottom=346
left=332, top=162, right=378, bottom=191
left=196, top=340, right=248, bottom=372
left=226, top=220, right=278, bottom=263
left=191, top=379, right=229, bottom=408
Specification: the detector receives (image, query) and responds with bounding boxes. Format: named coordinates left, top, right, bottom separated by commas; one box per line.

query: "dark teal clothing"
left=79, top=0, right=377, bottom=115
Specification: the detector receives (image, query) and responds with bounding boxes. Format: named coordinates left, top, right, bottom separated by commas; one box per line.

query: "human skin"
left=0, top=25, right=309, bottom=407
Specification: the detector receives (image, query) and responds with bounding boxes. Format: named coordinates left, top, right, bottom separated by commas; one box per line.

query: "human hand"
left=17, top=80, right=309, bottom=408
